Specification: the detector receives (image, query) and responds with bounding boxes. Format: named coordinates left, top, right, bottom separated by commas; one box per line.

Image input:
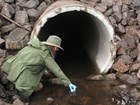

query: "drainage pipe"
left=31, top=1, right=116, bottom=74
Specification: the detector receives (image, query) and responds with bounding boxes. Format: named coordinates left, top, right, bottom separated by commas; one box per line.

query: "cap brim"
left=42, top=42, right=64, bottom=50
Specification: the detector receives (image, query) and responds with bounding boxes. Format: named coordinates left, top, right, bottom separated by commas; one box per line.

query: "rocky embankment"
left=0, top=0, right=140, bottom=105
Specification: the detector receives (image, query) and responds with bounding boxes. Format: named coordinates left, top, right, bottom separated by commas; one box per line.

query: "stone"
left=13, top=98, right=29, bottom=105
left=122, top=4, right=128, bottom=12
left=15, top=11, right=28, bottom=25
left=6, top=28, right=29, bottom=49
left=108, top=16, right=117, bottom=26
left=0, top=38, right=5, bottom=45
left=104, top=8, right=113, bottom=16
left=112, top=59, right=129, bottom=73
left=116, top=74, right=140, bottom=85
left=95, top=4, right=107, bottom=13
left=124, top=34, right=136, bottom=49
left=117, top=24, right=125, bottom=34
left=122, top=12, right=128, bottom=19
left=25, top=0, right=38, bottom=8
left=132, top=0, right=140, bottom=7
left=130, top=88, right=140, bottom=100
left=4, top=0, right=14, bottom=3
left=118, top=55, right=133, bottom=65
left=112, top=4, right=121, bottom=12
left=37, top=2, right=47, bottom=15
left=0, top=24, right=16, bottom=33
left=128, top=18, right=137, bottom=25
left=130, top=63, right=140, bottom=72
left=117, top=47, right=126, bottom=55
left=121, top=0, right=132, bottom=4
left=86, top=75, right=104, bottom=81
left=0, top=49, right=6, bottom=66
left=0, top=0, right=5, bottom=9
left=27, top=9, right=39, bottom=19
left=105, top=73, right=116, bottom=80
left=0, top=84, right=6, bottom=98
left=137, top=101, right=140, bottom=105
left=137, top=69, right=140, bottom=79
left=113, top=12, right=122, bottom=23
left=1, top=3, right=15, bottom=18
left=130, top=49, right=139, bottom=59
left=121, top=19, right=128, bottom=26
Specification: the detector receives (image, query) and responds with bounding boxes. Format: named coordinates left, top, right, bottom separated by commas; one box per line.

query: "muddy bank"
left=0, top=0, right=140, bottom=105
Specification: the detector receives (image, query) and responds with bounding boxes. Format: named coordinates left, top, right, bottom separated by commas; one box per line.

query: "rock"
left=137, top=69, right=140, bottom=79
left=132, top=0, right=140, bottom=7
left=0, top=38, right=5, bottom=45
left=86, top=75, right=104, bottom=81
left=130, top=88, right=140, bottom=100
left=95, top=4, right=107, bottom=13
left=6, top=27, right=29, bottom=49
left=1, top=3, right=15, bottom=18
left=0, top=84, right=6, bottom=98
left=13, top=98, right=29, bottom=105
left=105, top=73, right=116, bottom=80
left=113, top=12, right=122, bottom=23
left=108, top=16, right=117, bottom=26
left=112, top=4, right=121, bottom=12
left=0, top=99, right=12, bottom=105
left=27, top=9, right=39, bottom=19
left=130, top=63, right=140, bottom=72
left=15, top=11, right=28, bottom=25
left=128, top=18, right=137, bottom=25
left=0, top=49, right=6, bottom=66
left=122, top=4, right=128, bottom=12
left=104, top=8, right=113, bottom=16
left=4, top=0, right=14, bottom=3
left=37, top=2, right=47, bottom=15
left=130, top=49, right=139, bottom=59
left=0, top=24, right=16, bottom=33
left=117, top=47, right=126, bottom=55
left=121, top=19, right=128, bottom=26
left=117, top=24, right=125, bottom=34
left=121, top=0, right=132, bottom=4
left=116, top=74, right=140, bottom=85
left=137, top=101, right=140, bottom=105
left=25, top=0, right=38, bottom=8
left=48, top=78, right=63, bottom=85
left=112, top=59, right=129, bottom=73
left=0, top=0, right=5, bottom=9
left=124, top=34, right=136, bottom=49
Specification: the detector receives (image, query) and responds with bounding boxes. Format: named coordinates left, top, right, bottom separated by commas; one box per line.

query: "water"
left=30, top=55, right=114, bottom=105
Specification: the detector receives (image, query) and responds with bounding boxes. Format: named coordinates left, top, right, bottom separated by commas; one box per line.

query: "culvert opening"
left=31, top=1, right=115, bottom=77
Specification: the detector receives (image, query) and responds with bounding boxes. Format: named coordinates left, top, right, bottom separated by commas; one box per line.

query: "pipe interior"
left=37, top=11, right=109, bottom=78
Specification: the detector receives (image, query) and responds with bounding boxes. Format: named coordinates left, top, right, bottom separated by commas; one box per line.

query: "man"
left=1, top=35, right=77, bottom=103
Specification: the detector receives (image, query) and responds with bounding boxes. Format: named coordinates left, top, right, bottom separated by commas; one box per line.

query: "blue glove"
left=69, top=83, right=77, bottom=92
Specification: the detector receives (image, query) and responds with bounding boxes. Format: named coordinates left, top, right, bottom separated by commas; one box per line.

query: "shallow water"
left=30, top=56, right=114, bottom=105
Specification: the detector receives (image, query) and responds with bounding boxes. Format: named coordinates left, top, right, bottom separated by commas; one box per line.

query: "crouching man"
left=1, top=35, right=77, bottom=104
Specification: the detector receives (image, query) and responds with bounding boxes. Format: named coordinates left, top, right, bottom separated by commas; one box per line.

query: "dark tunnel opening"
left=37, top=11, right=101, bottom=78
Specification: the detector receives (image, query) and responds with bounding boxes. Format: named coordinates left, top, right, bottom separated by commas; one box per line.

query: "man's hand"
left=69, top=83, right=77, bottom=92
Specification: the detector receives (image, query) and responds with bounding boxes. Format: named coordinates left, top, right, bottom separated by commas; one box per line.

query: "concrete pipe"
left=31, top=1, right=116, bottom=74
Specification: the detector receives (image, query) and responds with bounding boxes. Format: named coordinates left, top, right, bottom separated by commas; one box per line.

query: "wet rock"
left=1, top=3, right=15, bottom=18
left=6, top=27, right=29, bottom=49
left=15, top=11, right=28, bottom=25
left=116, top=74, right=140, bottom=85
left=13, top=98, right=29, bottom=105
left=86, top=75, right=104, bottom=81
left=48, top=78, right=63, bottom=85
left=0, top=24, right=16, bottom=33
left=0, top=84, right=6, bottom=98
left=112, top=59, right=129, bottom=73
